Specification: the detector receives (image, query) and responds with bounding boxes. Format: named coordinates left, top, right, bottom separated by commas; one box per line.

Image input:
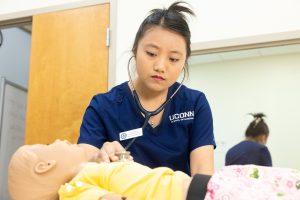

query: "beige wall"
left=186, top=48, right=300, bottom=170
left=113, top=0, right=300, bottom=85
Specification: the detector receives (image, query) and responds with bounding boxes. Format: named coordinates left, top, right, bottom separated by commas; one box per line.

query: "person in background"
left=225, top=113, right=272, bottom=166
left=78, top=1, right=215, bottom=176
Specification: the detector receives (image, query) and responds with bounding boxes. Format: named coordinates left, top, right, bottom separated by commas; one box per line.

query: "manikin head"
left=8, top=140, right=89, bottom=200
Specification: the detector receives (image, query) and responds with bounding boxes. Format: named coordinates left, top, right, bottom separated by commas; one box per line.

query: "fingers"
left=85, top=141, right=134, bottom=163
left=101, top=141, right=126, bottom=162
left=92, top=149, right=110, bottom=163
left=128, top=155, right=134, bottom=161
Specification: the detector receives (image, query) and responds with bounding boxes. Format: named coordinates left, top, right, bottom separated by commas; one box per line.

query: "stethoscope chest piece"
left=116, top=151, right=131, bottom=162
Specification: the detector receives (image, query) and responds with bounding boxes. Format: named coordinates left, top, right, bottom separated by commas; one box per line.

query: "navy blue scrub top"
left=225, top=140, right=272, bottom=167
left=78, top=82, right=215, bottom=175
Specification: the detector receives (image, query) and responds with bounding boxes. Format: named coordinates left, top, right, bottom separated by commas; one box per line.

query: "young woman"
left=78, top=1, right=215, bottom=176
left=225, top=113, right=272, bottom=166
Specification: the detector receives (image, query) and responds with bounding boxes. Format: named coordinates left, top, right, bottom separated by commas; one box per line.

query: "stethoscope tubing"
left=125, top=56, right=186, bottom=150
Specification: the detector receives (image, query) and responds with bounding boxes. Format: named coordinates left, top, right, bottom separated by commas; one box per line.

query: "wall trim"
left=0, top=0, right=109, bottom=23
left=108, top=0, right=117, bottom=89
left=191, top=30, right=300, bottom=55
left=0, top=17, right=32, bottom=28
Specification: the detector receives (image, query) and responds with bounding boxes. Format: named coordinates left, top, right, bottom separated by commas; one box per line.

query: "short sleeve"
left=190, top=93, right=216, bottom=151
left=78, top=96, right=107, bottom=148
left=259, top=146, right=272, bottom=166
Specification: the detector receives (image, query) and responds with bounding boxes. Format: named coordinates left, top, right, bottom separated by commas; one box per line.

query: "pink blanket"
left=205, top=165, right=300, bottom=200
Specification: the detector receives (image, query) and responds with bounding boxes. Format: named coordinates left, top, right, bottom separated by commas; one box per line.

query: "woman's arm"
left=190, top=145, right=214, bottom=176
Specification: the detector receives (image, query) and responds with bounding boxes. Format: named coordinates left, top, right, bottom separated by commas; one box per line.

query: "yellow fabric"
left=59, top=161, right=189, bottom=200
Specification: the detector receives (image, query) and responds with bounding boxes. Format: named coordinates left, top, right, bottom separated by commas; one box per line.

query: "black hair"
left=131, top=1, right=194, bottom=74
left=245, top=113, right=269, bottom=138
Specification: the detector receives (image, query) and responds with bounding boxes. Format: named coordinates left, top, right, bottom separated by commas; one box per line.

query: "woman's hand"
left=79, top=142, right=133, bottom=163
left=98, top=141, right=133, bottom=162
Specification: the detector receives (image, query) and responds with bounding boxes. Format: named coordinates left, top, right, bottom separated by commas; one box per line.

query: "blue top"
left=78, top=82, right=215, bottom=174
left=225, top=140, right=272, bottom=166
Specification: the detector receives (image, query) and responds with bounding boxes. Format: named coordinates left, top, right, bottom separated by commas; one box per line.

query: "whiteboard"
left=0, top=77, right=27, bottom=200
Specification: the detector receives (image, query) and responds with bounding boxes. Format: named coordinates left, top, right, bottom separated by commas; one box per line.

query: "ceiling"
left=189, top=43, right=300, bottom=65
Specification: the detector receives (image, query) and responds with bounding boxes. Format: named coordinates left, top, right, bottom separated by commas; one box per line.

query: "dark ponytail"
left=132, top=1, right=195, bottom=60
left=245, top=113, right=269, bottom=138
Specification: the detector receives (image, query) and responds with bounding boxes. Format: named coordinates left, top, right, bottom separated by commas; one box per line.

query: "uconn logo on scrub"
left=169, top=111, right=194, bottom=123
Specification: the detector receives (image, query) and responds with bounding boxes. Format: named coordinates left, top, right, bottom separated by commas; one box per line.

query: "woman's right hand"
left=98, top=141, right=133, bottom=162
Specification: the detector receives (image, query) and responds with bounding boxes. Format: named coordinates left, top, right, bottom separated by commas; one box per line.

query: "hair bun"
left=251, top=113, right=266, bottom=119
left=167, top=1, right=195, bottom=16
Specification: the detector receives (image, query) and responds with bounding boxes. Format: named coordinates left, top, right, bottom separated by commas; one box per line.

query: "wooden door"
left=25, top=4, right=109, bottom=144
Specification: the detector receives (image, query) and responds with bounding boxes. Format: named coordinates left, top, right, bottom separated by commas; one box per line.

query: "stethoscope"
left=124, top=56, right=186, bottom=150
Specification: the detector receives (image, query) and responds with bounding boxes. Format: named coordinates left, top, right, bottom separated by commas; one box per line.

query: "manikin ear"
left=34, top=160, right=56, bottom=174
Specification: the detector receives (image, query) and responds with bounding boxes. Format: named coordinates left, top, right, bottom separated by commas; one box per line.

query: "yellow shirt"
left=59, top=161, right=189, bottom=200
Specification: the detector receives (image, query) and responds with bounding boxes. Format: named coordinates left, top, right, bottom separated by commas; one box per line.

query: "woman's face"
left=135, top=26, right=187, bottom=92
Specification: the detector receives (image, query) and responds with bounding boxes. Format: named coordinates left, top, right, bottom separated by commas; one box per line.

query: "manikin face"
left=29, top=139, right=88, bottom=179
left=8, top=140, right=89, bottom=200
left=135, top=26, right=187, bottom=93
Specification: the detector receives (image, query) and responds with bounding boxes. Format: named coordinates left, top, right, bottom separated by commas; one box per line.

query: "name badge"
left=119, top=128, right=143, bottom=141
